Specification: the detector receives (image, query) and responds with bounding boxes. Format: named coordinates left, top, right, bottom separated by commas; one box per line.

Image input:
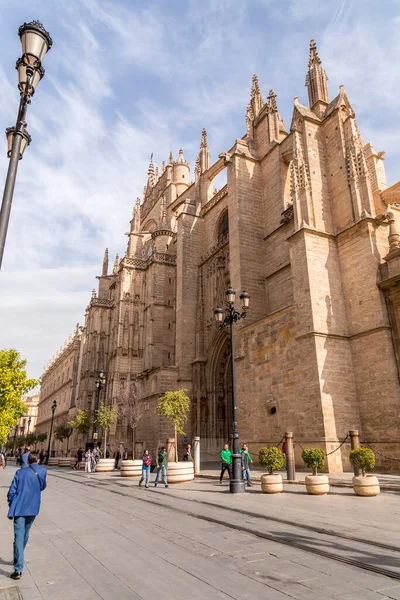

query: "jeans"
left=242, top=467, right=251, bottom=484
left=154, top=465, right=168, bottom=486
left=220, top=463, right=232, bottom=481
left=140, top=467, right=150, bottom=485
left=13, top=516, right=35, bottom=573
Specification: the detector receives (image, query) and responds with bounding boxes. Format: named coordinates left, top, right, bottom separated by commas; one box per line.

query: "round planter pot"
left=95, top=458, right=115, bottom=472
left=47, top=457, right=59, bottom=466
left=167, top=461, right=194, bottom=483
left=352, top=475, right=380, bottom=497
left=58, top=457, right=72, bottom=467
left=120, top=459, right=142, bottom=477
left=305, top=474, right=330, bottom=495
left=260, top=473, right=283, bottom=494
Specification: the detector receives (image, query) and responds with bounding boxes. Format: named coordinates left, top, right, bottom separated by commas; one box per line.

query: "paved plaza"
left=1, top=465, right=400, bottom=599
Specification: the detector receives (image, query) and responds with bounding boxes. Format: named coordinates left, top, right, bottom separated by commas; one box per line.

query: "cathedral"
left=36, top=39, right=400, bottom=472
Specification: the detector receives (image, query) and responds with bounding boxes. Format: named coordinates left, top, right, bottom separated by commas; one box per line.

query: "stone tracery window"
left=217, top=210, right=229, bottom=244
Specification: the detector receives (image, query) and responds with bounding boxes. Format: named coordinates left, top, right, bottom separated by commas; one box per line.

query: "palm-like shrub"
left=301, top=448, right=325, bottom=475
left=259, top=446, right=284, bottom=474
left=349, top=447, right=376, bottom=476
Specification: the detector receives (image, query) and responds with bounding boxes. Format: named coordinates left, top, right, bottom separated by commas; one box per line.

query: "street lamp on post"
left=27, top=416, right=32, bottom=435
left=0, top=21, right=52, bottom=270
left=46, top=399, right=57, bottom=463
left=215, top=288, right=250, bottom=494
left=94, top=371, right=106, bottom=449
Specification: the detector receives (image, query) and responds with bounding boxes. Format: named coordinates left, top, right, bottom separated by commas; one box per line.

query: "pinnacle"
left=251, top=73, right=261, bottom=98
left=169, top=151, right=173, bottom=164
left=201, top=128, right=208, bottom=148
left=308, top=38, right=322, bottom=68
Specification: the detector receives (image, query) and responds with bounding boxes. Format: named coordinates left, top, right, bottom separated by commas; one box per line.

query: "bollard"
left=193, top=436, right=200, bottom=474
left=167, top=438, right=176, bottom=463
left=285, top=431, right=296, bottom=481
left=349, top=429, right=360, bottom=476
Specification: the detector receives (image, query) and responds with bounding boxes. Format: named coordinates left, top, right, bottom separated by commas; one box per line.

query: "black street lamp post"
left=27, top=416, right=32, bottom=435
left=215, top=288, right=250, bottom=494
left=94, top=371, right=106, bottom=449
left=0, top=21, right=52, bottom=270
left=46, top=399, right=57, bottom=463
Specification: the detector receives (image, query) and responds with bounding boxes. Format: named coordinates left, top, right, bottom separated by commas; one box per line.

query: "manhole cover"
left=0, top=586, right=23, bottom=599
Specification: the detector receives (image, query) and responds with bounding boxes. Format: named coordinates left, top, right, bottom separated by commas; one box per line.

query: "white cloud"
left=0, top=0, right=399, bottom=378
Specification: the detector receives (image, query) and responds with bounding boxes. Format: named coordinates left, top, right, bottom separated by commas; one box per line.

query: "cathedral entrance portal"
left=201, top=332, right=232, bottom=460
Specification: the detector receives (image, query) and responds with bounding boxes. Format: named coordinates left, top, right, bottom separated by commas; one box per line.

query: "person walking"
left=139, top=449, right=152, bottom=488
left=18, top=446, right=31, bottom=468
left=219, top=443, right=232, bottom=484
left=84, top=448, right=92, bottom=474
left=39, top=449, right=45, bottom=464
left=240, top=443, right=253, bottom=486
left=7, top=452, right=47, bottom=580
left=154, top=447, right=168, bottom=488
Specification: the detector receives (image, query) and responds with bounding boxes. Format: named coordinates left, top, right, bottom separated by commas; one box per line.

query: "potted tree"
left=95, top=402, right=118, bottom=472
left=301, top=448, right=330, bottom=495
left=259, top=446, right=284, bottom=493
left=155, top=389, right=193, bottom=483
left=118, top=381, right=143, bottom=477
left=349, top=447, right=380, bottom=496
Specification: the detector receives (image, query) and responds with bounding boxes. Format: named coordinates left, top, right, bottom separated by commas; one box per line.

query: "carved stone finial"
left=113, top=253, right=119, bottom=274
left=177, top=148, right=187, bottom=164
left=91, top=288, right=96, bottom=298
left=200, top=128, right=208, bottom=149
left=267, top=89, right=278, bottom=112
left=308, top=39, right=321, bottom=68
left=169, top=151, right=173, bottom=164
left=162, top=160, right=165, bottom=173
left=251, top=74, right=261, bottom=99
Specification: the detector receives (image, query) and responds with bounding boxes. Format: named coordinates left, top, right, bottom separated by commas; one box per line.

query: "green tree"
left=26, top=433, right=37, bottom=448
left=155, top=389, right=190, bottom=462
left=69, top=409, right=91, bottom=438
left=36, top=432, right=48, bottom=447
left=0, top=349, right=39, bottom=444
left=95, top=402, right=118, bottom=456
left=54, top=423, right=73, bottom=455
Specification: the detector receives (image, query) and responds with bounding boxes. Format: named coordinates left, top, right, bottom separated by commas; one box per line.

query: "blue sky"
left=0, top=0, right=399, bottom=378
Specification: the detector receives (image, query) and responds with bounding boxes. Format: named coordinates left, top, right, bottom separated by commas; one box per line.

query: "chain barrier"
left=293, top=435, right=349, bottom=455
left=360, top=438, right=400, bottom=462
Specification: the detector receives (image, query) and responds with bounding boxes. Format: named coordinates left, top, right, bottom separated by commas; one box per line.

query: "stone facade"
left=38, top=40, right=400, bottom=471
left=36, top=326, right=81, bottom=456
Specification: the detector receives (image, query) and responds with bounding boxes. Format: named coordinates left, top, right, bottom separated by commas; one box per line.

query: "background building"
left=15, top=392, right=40, bottom=439
left=38, top=40, right=400, bottom=470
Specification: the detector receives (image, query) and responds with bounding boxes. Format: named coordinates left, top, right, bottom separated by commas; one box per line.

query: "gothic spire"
left=147, top=159, right=155, bottom=187
left=305, top=38, right=329, bottom=111
left=267, top=89, right=278, bottom=112
left=102, top=247, right=108, bottom=276
left=169, top=151, right=173, bottom=164
left=199, top=128, right=210, bottom=173
left=133, top=198, right=141, bottom=232
left=250, top=73, right=264, bottom=117
left=113, top=253, right=119, bottom=274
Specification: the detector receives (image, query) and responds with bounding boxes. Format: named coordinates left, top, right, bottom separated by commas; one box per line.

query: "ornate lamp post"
left=215, top=288, right=250, bottom=494
left=27, top=415, right=32, bottom=435
left=46, top=399, right=57, bottom=463
left=94, top=371, right=106, bottom=449
left=0, top=21, right=53, bottom=269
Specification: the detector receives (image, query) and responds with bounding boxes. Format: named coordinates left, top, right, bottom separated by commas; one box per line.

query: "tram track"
left=49, top=470, right=400, bottom=582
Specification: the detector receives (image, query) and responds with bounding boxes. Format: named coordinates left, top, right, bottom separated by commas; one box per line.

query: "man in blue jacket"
left=7, top=451, right=47, bottom=580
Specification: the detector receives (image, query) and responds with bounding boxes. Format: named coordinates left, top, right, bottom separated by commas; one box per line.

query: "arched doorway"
left=201, top=331, right=232, bottom=458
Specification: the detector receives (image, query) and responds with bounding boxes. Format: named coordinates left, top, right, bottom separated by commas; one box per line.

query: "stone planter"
left=120, top=459, right=142, bottom=477
left=167, top=461, right=194, bottom=483
left=47, top=457, right=59, bottom=466
left=261, top=473, right=283, bottom=494
left=305, top=474, right=330, bottom=495
left=58, top=457, right=72, bottom=467
left=95, top=458, right=115, bottom=472
left=352, top=475, right=380, bottom=497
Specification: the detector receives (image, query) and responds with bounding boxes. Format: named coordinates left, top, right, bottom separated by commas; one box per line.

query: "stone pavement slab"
left=2, top=465, right=400, bottom=599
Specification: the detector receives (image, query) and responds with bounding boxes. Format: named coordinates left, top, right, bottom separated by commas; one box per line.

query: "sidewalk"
left=196, top=465, right=400, bottom=490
